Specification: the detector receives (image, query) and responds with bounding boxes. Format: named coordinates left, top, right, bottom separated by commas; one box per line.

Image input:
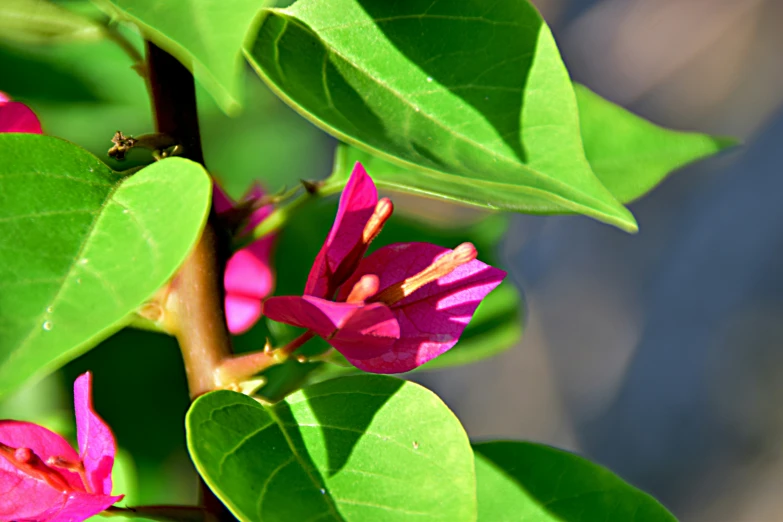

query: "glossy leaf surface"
left=474, top=441, right=677, bottom=522
left=245, top=0, right=637, bottom=231
left=0, top=135, right=211, bottom=398
left=328, top=85, right=734, bottom=209
left=575, top=84, right=736, bottom=203
left=94, top=0, right=272, bottom=114
left=187, top=375, right=476, bottom=521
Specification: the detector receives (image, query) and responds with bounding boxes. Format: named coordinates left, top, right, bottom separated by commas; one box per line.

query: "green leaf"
left=0, top=0, right=104, bottom=45
left=93, top=0, right=272, bottom=114
left=0, top=135, right=211, bottom=398
left=187, top=375, right=477, bottom=521
left=473, top=441, right=677, bottom=522
left=245, top=0, right=637, bottom=232
left=575, top=84, right=737, bottom=203
left=329, top=84, right=735, bottom=209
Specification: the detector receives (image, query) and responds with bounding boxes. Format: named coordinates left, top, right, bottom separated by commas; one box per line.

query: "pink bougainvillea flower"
left=0, top=91, right=42, bottom=134
left=264, top=163, right=506, bottom=373
left=0, top=372, right=123, bottom=521
left=214, top=183, right=276, bottom=334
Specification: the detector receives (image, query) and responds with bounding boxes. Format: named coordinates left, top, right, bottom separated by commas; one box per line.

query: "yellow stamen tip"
left=374, top=242, right=479, bottom=306
left=362, top=198, right=394, bottom=244
left=346, top=274, right=380, bottom=303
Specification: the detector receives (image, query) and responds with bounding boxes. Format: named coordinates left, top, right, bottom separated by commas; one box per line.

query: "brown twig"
left=144, top=42, right=235, bottom=521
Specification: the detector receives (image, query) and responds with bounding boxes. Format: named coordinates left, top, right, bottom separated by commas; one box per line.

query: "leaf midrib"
left=265, top=406, right=345, bottom=522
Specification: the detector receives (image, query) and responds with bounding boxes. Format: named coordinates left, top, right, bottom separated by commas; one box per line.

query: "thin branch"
left=216, top=331, right=315, bottom=386
left=103, top=505, right=213, bottom=522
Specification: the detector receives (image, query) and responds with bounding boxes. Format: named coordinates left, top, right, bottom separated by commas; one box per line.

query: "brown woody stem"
left=145, top=42, right=234, bottom=520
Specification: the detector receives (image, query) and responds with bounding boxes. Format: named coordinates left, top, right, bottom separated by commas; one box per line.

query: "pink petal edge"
left=338, top=242, right=506, bottom=373
left=0, top=101, right=42, bottom=134
left=264, top=295, right=399, bottom=360
left=48, top=492, right=123, bottom=522
left=224, top=244, right=274, bottom=300
left=305, top=162, right=378, bottom=297
left=225, top=294, right=264, bottom=335
left=74, top=372, right=116, bottom=495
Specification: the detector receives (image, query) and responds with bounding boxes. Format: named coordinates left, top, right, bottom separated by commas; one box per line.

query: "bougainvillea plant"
left=0, top=0, right=733, bottom=520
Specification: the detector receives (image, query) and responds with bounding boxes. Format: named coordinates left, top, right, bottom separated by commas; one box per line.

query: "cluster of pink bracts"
left=217, top=161, right=505, bottom=374
left=0, top=96, right=504, bottom=519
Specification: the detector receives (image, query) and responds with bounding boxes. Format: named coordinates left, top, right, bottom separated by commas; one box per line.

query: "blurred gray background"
left=420, top=1, right=783, bottom=520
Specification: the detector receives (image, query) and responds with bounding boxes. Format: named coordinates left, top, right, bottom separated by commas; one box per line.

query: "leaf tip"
left=712, top=134, right=742, bottom=151
left=611, top=206, right=639, bottom=234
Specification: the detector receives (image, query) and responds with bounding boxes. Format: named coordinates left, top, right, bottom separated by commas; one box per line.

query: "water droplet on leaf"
left=42, top=321, right=52, bottom=331
left=320, top=488, right=326, bottom=494
left=46, top=306, right=53, bottom=313
left=426, top=77, right=433, bottom=82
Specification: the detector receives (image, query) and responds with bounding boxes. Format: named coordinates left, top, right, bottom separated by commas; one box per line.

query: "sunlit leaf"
left=0, top=135, right=211, bottom=398
left=474, top=441, right=677, bottom=522
left=245, top=0, right=637, bottom=231
left=93, top=0, right=274, bottom=114
left=575, top=84, right=737, bottom=203
left=187, top=375, right=476, bottom=521
left=328, top=85, right=735, bottom=209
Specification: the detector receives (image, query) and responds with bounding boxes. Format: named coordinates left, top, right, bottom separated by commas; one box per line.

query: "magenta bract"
left=214, top=183, right=276, bottom=334
left=0, top=92, right=42, bottom=134
left=0, top=372, right=122, bottom=521
left=264, top=162, right=507, bottom=373
left=305, top=162, right=379, bottom=299
left=263, top=296, right=399, bottom=360
left=336, top=242, right=506, bottom=372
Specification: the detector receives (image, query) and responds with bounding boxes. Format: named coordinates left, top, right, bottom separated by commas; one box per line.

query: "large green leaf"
left=0, top=135, right=211, bottom=398
left=328, top=85, right=734, bottom=208
left=473, top=441, right=677, bottom=522
left=245, top=0, right=637, bottom=232
left=93, top=0, right=272, bottom=114
left=187, top=375, right=477, bottom=521
left=575, top=84, right=736, bottom=203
